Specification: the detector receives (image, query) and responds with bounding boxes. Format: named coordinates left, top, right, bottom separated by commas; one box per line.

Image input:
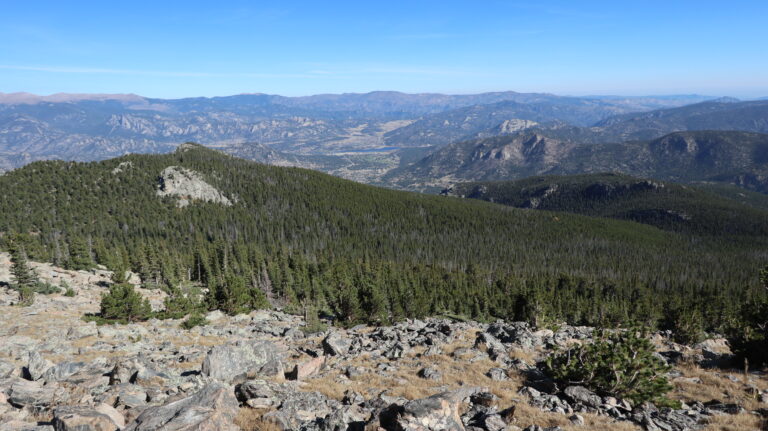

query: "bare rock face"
left=287, top=356, right=325, bottom=381
left=8, top=379, right=67, bottom=408
left=378, top=386, right=486, bottom=431
left=201, top=340, right=281, bottom=384
left=25, top=351, right=53, bottom=381
left=156, top=166, right=232, bottom=208
left=123, top=383, right=239, bottom=431
left=496, top=119, right=539, bottom=134
left=53, top=404, right=125, bottom=431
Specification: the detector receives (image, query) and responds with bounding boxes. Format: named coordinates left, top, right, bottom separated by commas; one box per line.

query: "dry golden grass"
left=300, top=329, right=645, bottom=430
left=673, top=363, right=767, bottom=411
left=234, top=407, right=282, bottom=431
left=165, top=334, right=228, bottom=348
left=507, top=347, right=540, bottom=365
left=702, top=413, right=765, bottom=431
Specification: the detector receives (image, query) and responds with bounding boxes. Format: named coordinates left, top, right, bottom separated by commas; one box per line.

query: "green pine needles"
left=545, top=329, right=677, bottom=407
left=99, top=283, right=152, bottom=323
left=730, top=266, right=768, bottom=368
left=8, top=236, right=37, bottom=306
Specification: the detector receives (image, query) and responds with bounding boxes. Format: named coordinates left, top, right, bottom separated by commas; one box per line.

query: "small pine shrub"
left=64, top=287, right=76, bottom=297
left=33, top=281, right=60, bottom=295
left=301, top=304, right=328, bottom=334
left=18, top=286, right=34, bottom=306
left=99, top=283, right=152, bottom=323
left=544, top=329, right=677, bottom=407
left=181, top=312, right=209, bottom=329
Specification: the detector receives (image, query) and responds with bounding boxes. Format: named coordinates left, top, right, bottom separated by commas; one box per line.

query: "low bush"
left=544, top=329, right=677, bottom=407
left=33, top=281, right=60, bottom=295
left=181, top=312, right=209, bottom=329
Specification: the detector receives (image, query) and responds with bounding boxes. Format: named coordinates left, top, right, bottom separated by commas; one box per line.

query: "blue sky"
left=1, top=0, right=767, bottom=98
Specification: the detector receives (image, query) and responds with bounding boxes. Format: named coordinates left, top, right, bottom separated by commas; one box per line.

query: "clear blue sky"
left=1, top=0, right=767, bottom=98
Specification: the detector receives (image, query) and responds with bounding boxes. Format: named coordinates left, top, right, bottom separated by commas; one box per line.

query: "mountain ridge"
left=383, top=130, right=768, bottom=193
left=445, top=173, right=768, bottom=235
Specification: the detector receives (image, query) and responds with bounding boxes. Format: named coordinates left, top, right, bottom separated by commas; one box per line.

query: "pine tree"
left=208, top=273, right=252, bottom=315
left=9, top=237, right=37, bottom=306
left=100, top=283, right=152, bottom=322
left=67, top=236, right=94, bottom=271
left=335, top=281, right=362, bottom=326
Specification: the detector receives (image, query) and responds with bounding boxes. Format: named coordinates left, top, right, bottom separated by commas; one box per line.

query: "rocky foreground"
left=0, top=255, right=767, bottom=431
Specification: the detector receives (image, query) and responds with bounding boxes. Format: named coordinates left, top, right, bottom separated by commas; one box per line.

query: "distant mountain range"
left=383, top=130, right=768, bottom=193
left=392, top=99, right=768, bottom=148
left=2, top=91, right=768, bottom=197
left=0, top=91, right=717, bottom=172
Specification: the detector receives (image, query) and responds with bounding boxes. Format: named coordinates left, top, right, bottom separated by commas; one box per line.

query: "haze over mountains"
left=1, top=90, right=768, bottom=196
left=0, top=91, right=718, bottom=169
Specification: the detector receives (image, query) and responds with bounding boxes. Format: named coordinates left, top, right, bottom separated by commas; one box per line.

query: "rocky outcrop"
left=518, top=383, right=718, bottom=430
left=156, top=166, right=232, bottom=208
left=391, top=387, right=484, bottom=431
left=201, top=340, right=282, bottom=383
left=124, top=383, right=239, bottom=431
left=52, top=404, right=125, bottom=431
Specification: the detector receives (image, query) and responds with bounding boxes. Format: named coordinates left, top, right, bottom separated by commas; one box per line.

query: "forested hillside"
left=446, top=173, right=768, bottom=235
left=0, top=144, right=765, bottom=331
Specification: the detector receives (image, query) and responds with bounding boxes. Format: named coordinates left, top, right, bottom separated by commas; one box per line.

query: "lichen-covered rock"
left=53, top=404, right=125, bottom=431
left=288, top=356, right=325, bottom=380
left=8, top=379, right=67, bottom=408
left=25, top=351, right=53, bottom=381
left=417, top=367, right=442, bottom=381
left=262, top=390, right=339, bottom=430
left=322, top=332, right=353, bottom=356
left=201, top=340, right=281, bottom=383
left=562, top=386, right=602, bottom=409
left=124, top=383, right=239, bottom=431
left=378, top=387, right=486, bottom=431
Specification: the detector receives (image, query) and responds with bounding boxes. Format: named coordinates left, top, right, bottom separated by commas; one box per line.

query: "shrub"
left=301, top=304, right=327, bottom=334
left=99, top=283, right=152, bottom=323
left=33, top=281, right=60, bottom=295
left=61, top=280, right=76, bottom=297
left=544, top=329, right=677, bottom=407
left=18, top=286, right=35, bottom=306
left=181, top=312, right=209, bottom=329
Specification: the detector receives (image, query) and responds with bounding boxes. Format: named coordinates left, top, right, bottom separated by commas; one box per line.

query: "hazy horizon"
left=0, top=89, right=763, bottom=102
left=2, top=1, right=768, bottom=99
